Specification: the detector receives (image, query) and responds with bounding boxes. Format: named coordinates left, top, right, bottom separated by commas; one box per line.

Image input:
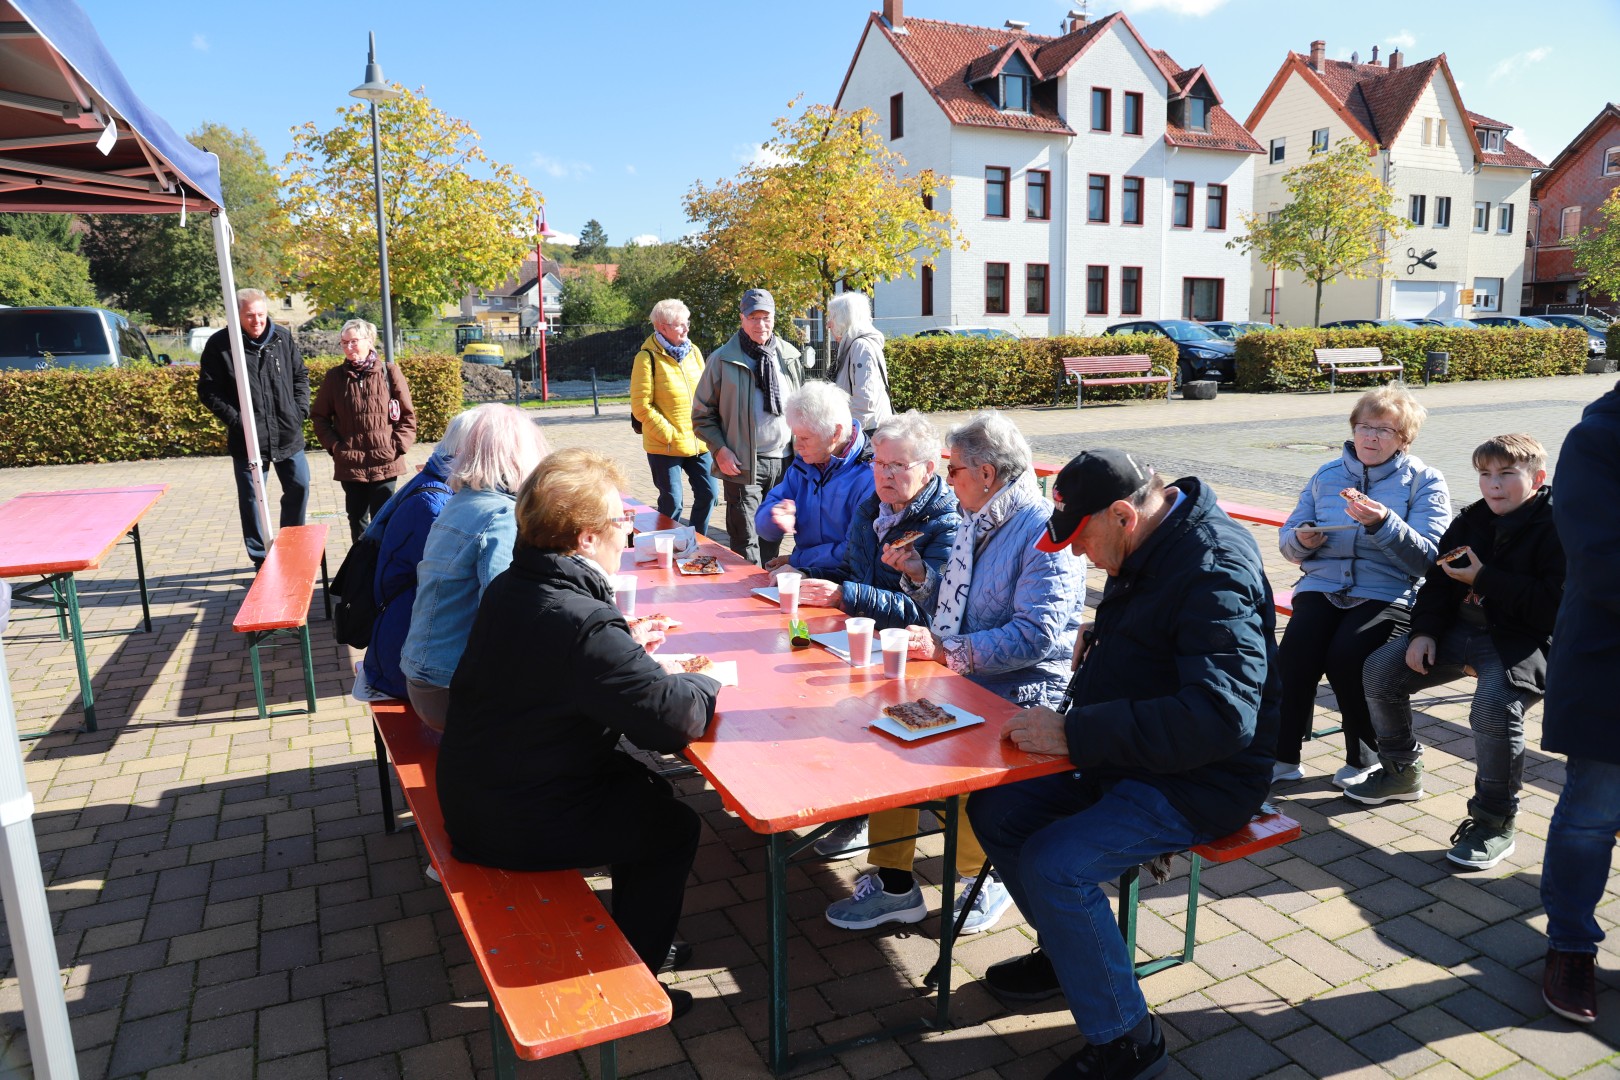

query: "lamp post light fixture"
left=350, top=32, right=403, bottom=364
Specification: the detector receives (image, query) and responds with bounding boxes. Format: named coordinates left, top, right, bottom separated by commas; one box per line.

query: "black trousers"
left=1276, top=591, right=1410, bottom=769
left=341, top=478, right=397, bottom=543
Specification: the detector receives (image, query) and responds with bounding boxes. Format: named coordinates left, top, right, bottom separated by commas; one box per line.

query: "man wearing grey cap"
left=692, top=289, right=807, bottom=564
left=967, top=449, right=1280, bottom=1080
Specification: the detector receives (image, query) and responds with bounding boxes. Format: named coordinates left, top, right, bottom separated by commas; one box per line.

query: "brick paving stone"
left=144, top=1047, right=257, bottom=1079
left=1156, top=989, right=1239, bottom=1043
left=1191, top=930, right=1282, bottom=980
left=1348, top=1024, right=1444, bottom=1078
left=1274, top=1024, right=1385, bottom=1080
left=1176, top=1024, right=1290, bottom=1080
left=1374, top=915, right=1479, bottom=972
left=1393, top=1006, right=1521, bottom=1078
left=258, top=998, right=327, bottom=1060
left=1460, top=919, right=1551, bottom=971
left=185, top=1010, right=256, bottom=1058
left=1298, top=983, right=1408, bottom=1040
left=1362, top=958, right=1469, bottom=1010
left=107, top=1009, right=187, bottom=1075
left=1494, top=1017, right=1614, bottom=1076
left=1248, top=959, right=1333, bottom=1004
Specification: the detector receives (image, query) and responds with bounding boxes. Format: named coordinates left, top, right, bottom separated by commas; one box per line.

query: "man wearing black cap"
left=967, top=449, right=1279, bottom=1080
left=692, top=288, right=807, bottom=565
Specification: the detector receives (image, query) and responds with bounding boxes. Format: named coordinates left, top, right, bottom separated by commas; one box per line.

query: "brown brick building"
left=1528, top=102, right=1620, bottom=309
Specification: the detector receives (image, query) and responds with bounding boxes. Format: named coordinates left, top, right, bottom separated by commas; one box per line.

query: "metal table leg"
left=129, top=523, right=153, bottom=632
left=765, top=831, right=791, bottom=1074
left=61, top=575, right=95, bottom=732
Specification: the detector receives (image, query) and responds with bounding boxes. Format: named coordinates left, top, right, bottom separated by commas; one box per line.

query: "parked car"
left=1410, top=317, right=1481, bottom=329
left=1473, top=315, right=1557, bottom=330
left=0, top=307, right=164, bottom=371
left=1319, top=318, right=1422, bottom=330
left=1204, top=321, right=1277, bottom=342
left=1535, top=314, right=1610, bottom=355
left=913, top=326, right=1019, bottom=340
left=1103, top=319, right=1237, bottom=384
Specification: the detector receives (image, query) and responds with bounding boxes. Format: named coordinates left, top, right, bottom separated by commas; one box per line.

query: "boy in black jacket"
left=1345, top=434, right=1563, bottom=870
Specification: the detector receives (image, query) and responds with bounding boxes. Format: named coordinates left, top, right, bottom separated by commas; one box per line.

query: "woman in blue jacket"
left=754, top=382, right=875, bottom=578
left=1274, top=387, right=1450, bottom=788
left=399, top=406, right=549, bottom=730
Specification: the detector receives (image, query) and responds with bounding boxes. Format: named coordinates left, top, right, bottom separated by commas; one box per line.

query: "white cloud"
left=1385, top=30, right=1415, bottom=49
left=735, top=143, right=790, bottom=168
left=546, top=230, right=580, bottom=248
left=625, top=164, right=637, bottom=175
left=1116, top=0, right=1230, bottom=15
left=1489, top=46, right=1552, bottom=83
left=530, top=154, right=593, bottom=180
left=627, top=234, right=660, bottom=247
left=191, top=33, right=209, bottom=51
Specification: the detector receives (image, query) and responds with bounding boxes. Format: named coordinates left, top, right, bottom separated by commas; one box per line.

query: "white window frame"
left=1497, top=203, right=1514, bottom=235
left=1473, top=276, right=1503, bottom=312
left=1561, top=205, right=1582, bottom=241
left=1263, top=287, right=1279, bottom=316
left=1435, top=197, right=1452, bottom=229
left=1312, top=128, right=1329, bottom=154
left=1473, top=201, right=1491, bottom=233
left=1409, top=194, right=1426, bottom=226
left=1605, top=147, right=1620, bottom=176
left=1270, top=137, right=1286, bottom=164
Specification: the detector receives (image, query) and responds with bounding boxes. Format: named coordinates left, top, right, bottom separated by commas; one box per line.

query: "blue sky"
left=76, top=0, right=1619, bottom=248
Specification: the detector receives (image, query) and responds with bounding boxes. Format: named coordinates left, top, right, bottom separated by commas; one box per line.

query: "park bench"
left=369, top=698, right=671, bottom=1079
left=1059, top=355, right=1172, bottom=408
left=1313, top=346, right=1404, bottom=392
left=232, top=524, right=330, bottom=719
left=1120, top=805, right=1302, bottom=977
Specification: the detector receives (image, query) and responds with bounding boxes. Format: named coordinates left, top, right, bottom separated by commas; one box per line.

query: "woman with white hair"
left=400, top=405, right=550, bottom=730
left=754, top=381, right=875, bottom=577
left=828, top=291, right=892, bottom=429
left=630, top=299, right=719, bottom=534
left=311, top=318, right=417, bottom=541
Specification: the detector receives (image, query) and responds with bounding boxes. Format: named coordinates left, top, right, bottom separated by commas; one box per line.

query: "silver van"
left=0, top=306, right=165, bottom=371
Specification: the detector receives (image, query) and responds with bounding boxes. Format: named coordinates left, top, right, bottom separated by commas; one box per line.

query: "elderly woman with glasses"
left=1273, top=386, right=1450, bottom=789
left=630, top=299, right=719, bottom=534
left=822, top=410, right=1083, bottom=937
left=310, top=318, right=417, bottom=541
left=754, top=382, right=875, bottom=578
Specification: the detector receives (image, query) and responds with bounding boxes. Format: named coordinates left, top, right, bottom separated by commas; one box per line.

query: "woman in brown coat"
left=311, top=318, right=417, bottom=541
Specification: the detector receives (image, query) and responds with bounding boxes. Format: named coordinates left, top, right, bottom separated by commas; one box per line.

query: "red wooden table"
left=622, top=505, right=1071, bottom=1073
left=0, top=485, right=168, bottom=731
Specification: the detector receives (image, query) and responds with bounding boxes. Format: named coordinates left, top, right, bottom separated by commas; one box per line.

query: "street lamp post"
left=350, top=32, right=403, bottom=363
left=535, top=208, right=556, bottom=401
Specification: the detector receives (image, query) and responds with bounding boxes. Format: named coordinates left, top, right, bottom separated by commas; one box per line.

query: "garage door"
left=1391, top=281, right=1459, bottom=319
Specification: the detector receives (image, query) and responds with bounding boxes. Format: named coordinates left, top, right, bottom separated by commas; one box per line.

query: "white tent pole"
left=0, top=583, right=80, bottom=1080
left=211, top=210, right=272, bottom=549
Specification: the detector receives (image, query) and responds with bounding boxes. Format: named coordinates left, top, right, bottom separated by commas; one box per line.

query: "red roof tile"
left=879, top=16, right=1072, bottom=135
left=1466, top=108, right=1511, bottom=129
left=1464, top=110, right=1544, bottom=169
left=1155, top=51, right=1263, bottom=154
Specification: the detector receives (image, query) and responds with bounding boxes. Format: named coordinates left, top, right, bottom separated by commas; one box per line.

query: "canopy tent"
left=1, top=2, right=272, bottom=1075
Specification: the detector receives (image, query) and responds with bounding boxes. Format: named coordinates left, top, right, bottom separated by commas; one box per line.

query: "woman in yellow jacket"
left=630, top=299, right=719, bottom=534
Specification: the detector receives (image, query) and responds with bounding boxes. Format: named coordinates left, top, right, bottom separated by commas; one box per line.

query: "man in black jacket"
left=967, top=450, right=1278, bottom=1080
left=197, top=288, right=310, bottom=567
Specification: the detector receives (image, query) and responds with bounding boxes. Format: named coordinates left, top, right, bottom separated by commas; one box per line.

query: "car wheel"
left=1177, top=361, right=1195, bottom=387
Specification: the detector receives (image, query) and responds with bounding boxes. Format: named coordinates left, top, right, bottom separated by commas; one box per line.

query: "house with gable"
left=833, top=1, right=1260, bottom=337
left=1245, top=41, right=1543, bottom=325
left=1527, top=102, right=1620, bottom=309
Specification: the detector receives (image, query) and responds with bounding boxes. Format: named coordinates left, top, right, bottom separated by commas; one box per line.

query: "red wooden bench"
left=1060, top=355, right=1172, bottom=408
left=369, top=699, right=670, bottom=1079
left=1120, top=805, right=1302, bottom=977
left=1218, top=500, right=1289, bottom=529
left=232, top=524, right=330, bottom=719
left=1313, top=346, right=1404, bottom=392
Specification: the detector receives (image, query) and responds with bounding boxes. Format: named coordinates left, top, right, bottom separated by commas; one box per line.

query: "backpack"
left=630, top=348, right=652, bottom=435
left=331, top=479, right=450, bottom=648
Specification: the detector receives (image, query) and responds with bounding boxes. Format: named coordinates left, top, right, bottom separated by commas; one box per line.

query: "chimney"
left=1067, top=8, right=1089, bottom=33
left=1005, top=19, right=1029, bottom=33
left=1309, top=40, right=1325, bottom=73
left=883, top=0, right=904, bottom=32
left=1370, top=45, right=1379, bottom=65
left=1388, top=49, right=1404, bottom=69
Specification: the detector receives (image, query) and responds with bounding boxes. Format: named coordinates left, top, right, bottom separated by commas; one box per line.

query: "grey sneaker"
left=953, top=875, right=1013, bottom=934
left=1447, top=816, right=1516, bottom=870
left=826, top=872, right=928, bottom=930
left=1342, top=761, right=1424, bottom=805
left=812, top=816, right=869, bottom=860
left=1272, top=761, right=1305, bottom=783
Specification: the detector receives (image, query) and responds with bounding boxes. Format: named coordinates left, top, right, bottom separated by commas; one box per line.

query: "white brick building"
left=834, top=1, right=1261, bottom=337
left=1245, top=41, right=1544, bottom=325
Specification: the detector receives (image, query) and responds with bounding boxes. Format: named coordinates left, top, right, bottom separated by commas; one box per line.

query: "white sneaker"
left=1333, top=763, right=1378, bottom=790
left=424, top=864, right=441, bottom=884
left=812, top=817, right=869, bottom=860
left=954, top=876, right=1013, bottom=934
left=1272, top=761, right=1305, bottom=783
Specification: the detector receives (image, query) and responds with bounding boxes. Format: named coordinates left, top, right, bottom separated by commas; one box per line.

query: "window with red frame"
left=890, top=93, right=904, bottom=140
left=1086, top=265, right=1108, bottom=315
left=1027, top=170, right=1051, bottom=220
left=985, top=167, right=1010, bottom=218
left=986, top=263, right=1010, bottom=314
left=1182, top=277, right=1223, bottom=321
left=1121, top=267, right=1143, bottom=315
left=1172, top=181, right=1193, bottom=228
left=921, top=265, right=934, bottom=317
left=1026, top=264, right=1050, bottom=314
left=1088, top=174, right=1109, bottom=223
left=1206, top=184, right=1227, bottom=230
left=1122, top=176, right=1144, bottom=225
left=1090, top=87, right=1111, bottom=131
left=1124, top=92, right=1143, bottom=136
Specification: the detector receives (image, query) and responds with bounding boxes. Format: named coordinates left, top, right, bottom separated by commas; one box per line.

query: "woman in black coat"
left=436, top=448, right=719, bottom=1014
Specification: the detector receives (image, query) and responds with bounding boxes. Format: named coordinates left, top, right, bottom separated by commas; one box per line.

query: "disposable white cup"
left=654, top=535, right=675, bottom=569
left=777, top=572, right=802, bottom=618
left=612, top=574, right=637, bottom=618
left=880, top=628, right=909, bottom=679
left=846, top=617, right=875, bottom=667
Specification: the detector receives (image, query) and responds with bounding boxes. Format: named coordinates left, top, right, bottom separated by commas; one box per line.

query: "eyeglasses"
left=873, top=459, right=924, bottom=476
left=1353, top=424, right=1397, bottom=439
left=945, top=463, right=979, bottom=478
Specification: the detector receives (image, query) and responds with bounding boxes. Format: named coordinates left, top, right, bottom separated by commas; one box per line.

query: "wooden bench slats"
left=1060, top=355, right=1171, bottom=408
left=1313, top=346, right=1405, bottom=392
left=1190, top=810, right=1302, bottom=862
left=234, top=525, right=329, bottom=631
left=371, top=700, right=671, bottom=1060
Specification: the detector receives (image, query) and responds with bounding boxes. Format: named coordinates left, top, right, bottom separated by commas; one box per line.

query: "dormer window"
left=1476, top=128, right=1505, bottom=153
left=1002, top=73, right=1031, bottom=112
left=1168, top=90, right=1214, bottom=133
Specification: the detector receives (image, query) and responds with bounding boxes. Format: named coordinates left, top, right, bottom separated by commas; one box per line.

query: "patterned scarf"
left=739, top=333, right=783, bottom=415
left=931, top=475, right=1030, bottom=639
left=346, top=349, right=379, bottom=374
left=655, top=330, right=692, bottom=361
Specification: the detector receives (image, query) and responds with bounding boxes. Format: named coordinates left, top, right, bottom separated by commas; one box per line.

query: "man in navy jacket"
left=968, top=450, right=1279, bottom=1080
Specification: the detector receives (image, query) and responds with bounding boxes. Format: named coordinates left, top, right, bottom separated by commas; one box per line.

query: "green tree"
left=191, top=123, right=292, bottom=288
left=559, top=267, right=634, bottom=327
left=281, top=86, right=539, bottom=323
left=683, top=99, right=961, bottom=322
left=0, top=213, right=79, bottom=253
left=1228, top=137, right=1407, bottom=327
left=574, top=219, right=609, bottom=260
left=0, top=235, right=96, bottom=306
left=1571, top=189, right=1620, bottom=302
left=612, top=242, right=686, bottom=322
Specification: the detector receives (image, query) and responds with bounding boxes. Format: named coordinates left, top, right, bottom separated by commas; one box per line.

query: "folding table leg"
left=248, top=633, right=269, bottom=721
left=49, top=576, right=67, bottom=641
left=299, top=624, right=317, bottom=713
left=765, top=832, right=791, bottom=1074
left=129, top=523, right=153, bottom=632
left=373, top=724, right=397, bottom=833
left=488, top=1004, right=519, bottom=1080
left=599, top=1042, right=618, bottom=1080
left=62, top=575, right=96, bottom=732
left=320, top=553, right=332, bottom=620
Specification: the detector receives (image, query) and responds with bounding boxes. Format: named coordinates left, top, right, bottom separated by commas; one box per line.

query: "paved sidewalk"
left=0, top=375, right=1615, bottom=1079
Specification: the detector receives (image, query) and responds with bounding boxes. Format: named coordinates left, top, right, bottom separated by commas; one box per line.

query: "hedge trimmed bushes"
left=1233, top=327, right=1587, bottom=392
left=885, top=334, right=1179, bottom=412
left=0, top=353, right=460, bottom=468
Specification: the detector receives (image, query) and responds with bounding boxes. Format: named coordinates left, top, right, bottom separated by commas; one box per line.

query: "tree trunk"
left=1313, top=279, right=1325, bottom=327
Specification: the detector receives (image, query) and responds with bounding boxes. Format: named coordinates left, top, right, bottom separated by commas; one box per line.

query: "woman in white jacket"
left=828, top=292, right=892, bottom=429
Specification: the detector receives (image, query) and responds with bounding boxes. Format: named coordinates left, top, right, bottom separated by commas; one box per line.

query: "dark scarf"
left=740, top=333, right=782, bottom=415
left=346, top=349, right=380, bottom=375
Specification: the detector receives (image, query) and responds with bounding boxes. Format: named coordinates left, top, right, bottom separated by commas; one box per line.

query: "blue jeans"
left=646, top=452, right=718, bottom=536
left=1542, top=756, right=1620, bottom=954
left=968, top=775, right=1209, bottom=1043
left=232, top=451, right=310, bottom=562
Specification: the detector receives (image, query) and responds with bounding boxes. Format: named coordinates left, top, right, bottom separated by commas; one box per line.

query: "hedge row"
left=0, top=354, right=461, bottom=468
left=1233, top=327, right=1588, bottom=392
left=885, top=334, right=1179, bottom=412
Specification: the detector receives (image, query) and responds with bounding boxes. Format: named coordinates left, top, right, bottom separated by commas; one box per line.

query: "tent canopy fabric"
left=0, top=0, right=223, bottom=214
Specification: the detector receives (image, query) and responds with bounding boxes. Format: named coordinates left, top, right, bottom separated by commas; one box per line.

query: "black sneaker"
left=987, top=947, right=1061, bottom=1001
left=664, top=986, right=694, bottom=1019
left=1046, top=1020, right=1167, bottom=1080
left=660, top=940, right=693, bottom=974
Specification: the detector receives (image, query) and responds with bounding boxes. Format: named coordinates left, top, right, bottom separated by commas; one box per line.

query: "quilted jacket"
left=824, top=474, right=961, bottom=629
left=310, top=358, right=416, bottom=483
left=755, top=421, right=876, bottom=577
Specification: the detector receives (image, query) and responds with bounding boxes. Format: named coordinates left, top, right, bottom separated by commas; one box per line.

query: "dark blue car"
left=1103, top=319, right=1237, bottom=384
